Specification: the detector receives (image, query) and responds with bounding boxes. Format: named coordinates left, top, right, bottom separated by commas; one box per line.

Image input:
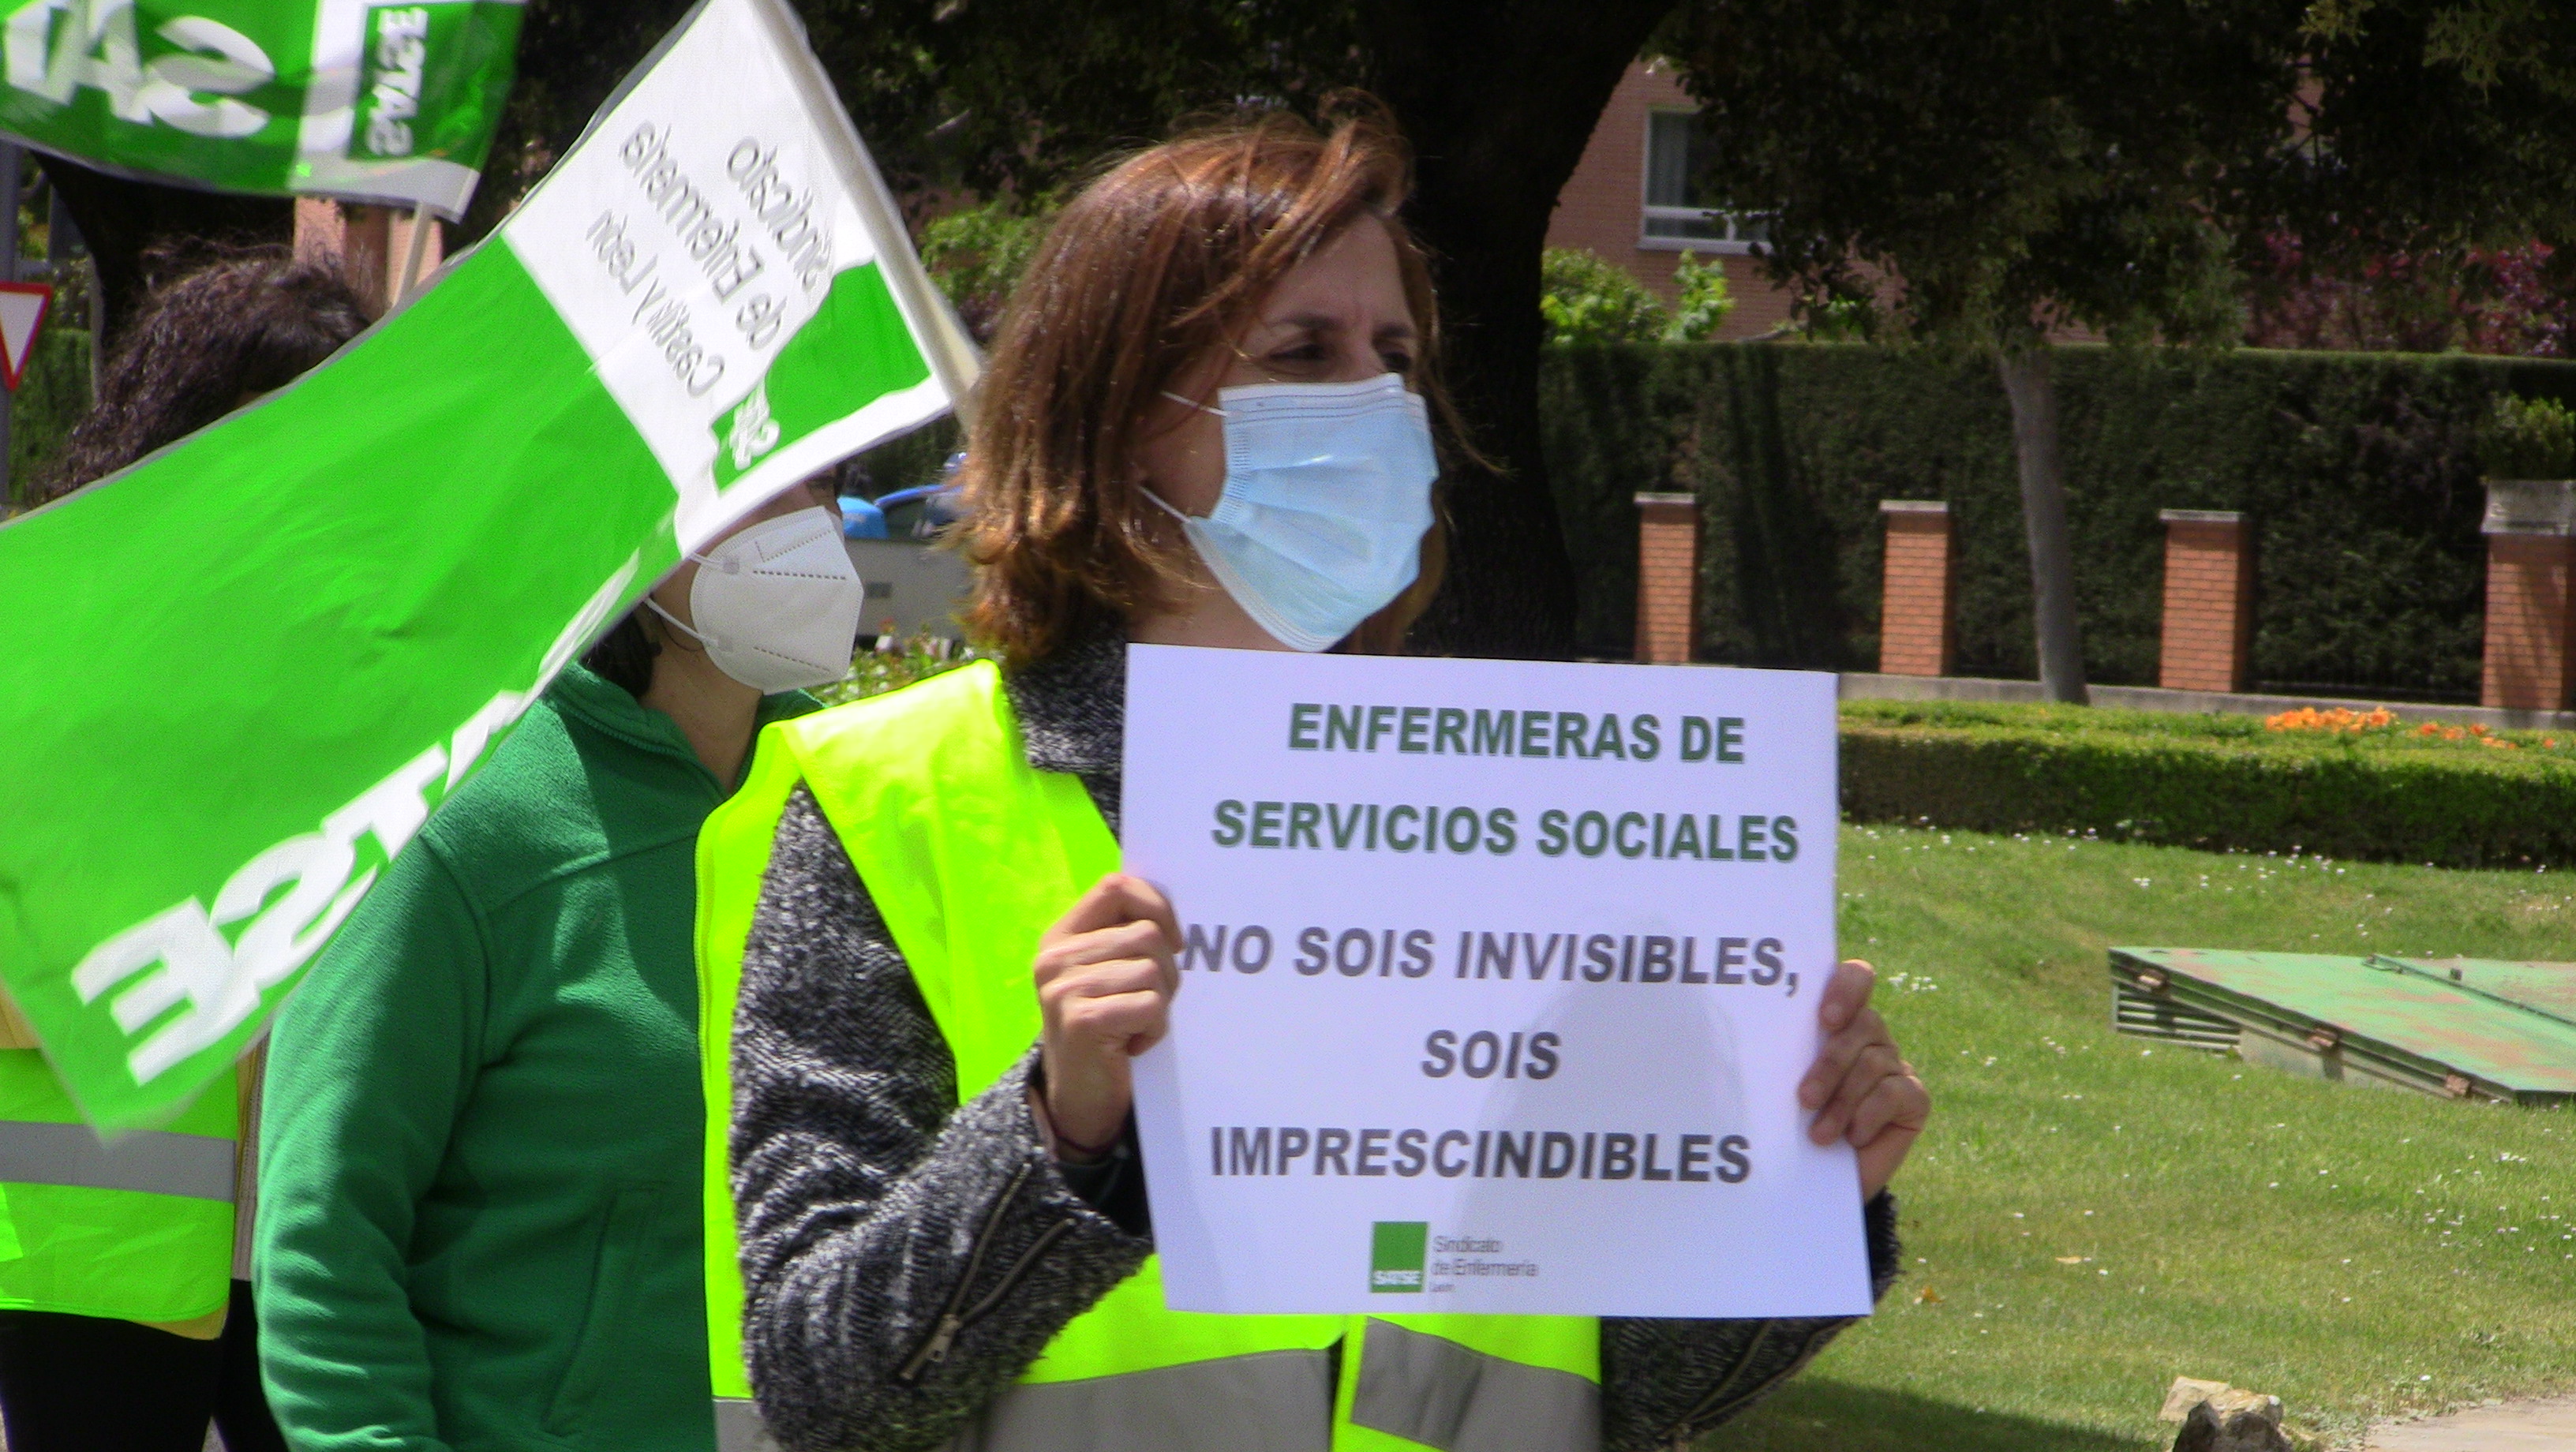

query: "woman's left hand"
left=1798, top=960, right=1929, bottom=1201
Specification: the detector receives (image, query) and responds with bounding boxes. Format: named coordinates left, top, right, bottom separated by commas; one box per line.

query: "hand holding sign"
left=1035, top=874, right=1182, bottom=1155
left=1802, top=960, right=1929, bottom=1199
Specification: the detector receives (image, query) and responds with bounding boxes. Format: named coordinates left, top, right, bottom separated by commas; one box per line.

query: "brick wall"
left=2483, top=533, right=2576, bottom=710
left=2158, top=511, right=2256, bottom=693
left=1634, top=492, right=1699, bottom=662
left=294, top=198, right=442, bottom=316
left=1545, top=63, right=1794, bottom=341
left=1877, top=502, right=1953, bottom=675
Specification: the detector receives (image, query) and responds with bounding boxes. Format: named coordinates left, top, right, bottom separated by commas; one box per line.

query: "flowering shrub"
left=2246, top=704, right=2572, bottom=752
left=2245, top=234, right=2576, bottom=358
left=2410, top=721, right=2560, bottom=750
left=2265, top=706, right=2398, bottom=734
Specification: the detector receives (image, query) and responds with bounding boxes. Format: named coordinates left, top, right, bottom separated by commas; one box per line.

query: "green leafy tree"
left=1662, top=253, right=1734, bottom=342
left=1660, top=0, right=2312, bottom=700
left=1541, top=248, right=1668, bottom=343
left=919, top=200, right=1058, bottom=342
left=2277, top=2, right=2576, bottom=297
left=2305, top=0, right=2576, bottom=97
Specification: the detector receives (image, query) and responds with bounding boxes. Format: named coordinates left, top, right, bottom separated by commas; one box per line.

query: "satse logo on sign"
left=1371, top=1222, right=1427, bottom=1293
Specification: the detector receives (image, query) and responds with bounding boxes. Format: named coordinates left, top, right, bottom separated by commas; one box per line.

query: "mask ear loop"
left=643, top=539, right=739, bottom=647
left=1146, top=391, right=1226, bottom=522
left=642, top=596, right=717, bottom=649
left=1139, top=486, right=1196, bottom=524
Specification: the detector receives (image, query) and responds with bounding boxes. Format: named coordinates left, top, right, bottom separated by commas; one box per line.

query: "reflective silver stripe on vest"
left=950, top=1348, right=1334, bottom=1452
left=1348, top=1319, right=1599, bottom=1452
left=0, top=1121, right=234, bottom=1202
left=714, top=1397, right=780, bottom=1452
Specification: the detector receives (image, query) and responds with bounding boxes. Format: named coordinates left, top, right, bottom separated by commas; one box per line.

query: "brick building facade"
left=1544, top=62, right=1795, bottom=342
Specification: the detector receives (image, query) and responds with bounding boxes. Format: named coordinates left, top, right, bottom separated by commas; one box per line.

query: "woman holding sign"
left=704, top=106, right=1929, bottom=1452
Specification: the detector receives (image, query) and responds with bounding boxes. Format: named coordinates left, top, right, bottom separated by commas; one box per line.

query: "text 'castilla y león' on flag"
left=0, top=0, right=979, bottom=1129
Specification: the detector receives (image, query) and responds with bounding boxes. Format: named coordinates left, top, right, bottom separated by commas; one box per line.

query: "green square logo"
left=1370, top=1222, right=1427, bottom=1293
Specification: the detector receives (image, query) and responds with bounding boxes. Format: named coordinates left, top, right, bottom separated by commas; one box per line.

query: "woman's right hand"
left=1034, top=873, right=1181, bottom=1158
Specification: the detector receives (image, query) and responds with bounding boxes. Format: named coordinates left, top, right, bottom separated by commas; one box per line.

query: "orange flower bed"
left=2407, top=720, right=2527, bottom=748
left=2263, top=705, right=2398, bottom=734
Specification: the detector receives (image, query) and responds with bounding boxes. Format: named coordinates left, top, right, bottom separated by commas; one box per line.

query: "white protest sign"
left=1123, top=645, right=1871, bottom=1319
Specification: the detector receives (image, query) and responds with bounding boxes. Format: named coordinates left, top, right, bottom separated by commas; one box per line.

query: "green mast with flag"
left=0, top=0, right=524, bottom=217
left=0, top=0, right=979, bottom=1131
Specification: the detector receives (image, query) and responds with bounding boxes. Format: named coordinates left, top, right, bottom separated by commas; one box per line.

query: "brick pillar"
left=2482, top=481, right=2576, bottom=711
left=293, top=197, right=443, bottom=315
left=1633, top=491, right=1699, bottom=664
left=1876, top=500, right=1954, bottom=676
left=2157, top=510, right=2256, bottom=693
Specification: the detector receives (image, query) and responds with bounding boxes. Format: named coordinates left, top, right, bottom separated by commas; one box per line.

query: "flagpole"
left=0, top=144, right=21, bottom=511
left=395, top=200, right=435, bottom=305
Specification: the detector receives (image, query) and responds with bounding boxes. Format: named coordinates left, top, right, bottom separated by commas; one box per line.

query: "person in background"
left=702, top=107, right=1928, bottom=1452
left=254, top=469, right=866, bottom=1452
left=0, top=249, right=369, bottom=1452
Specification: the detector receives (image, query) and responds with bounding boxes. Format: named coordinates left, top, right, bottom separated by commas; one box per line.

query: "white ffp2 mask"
left=1150, top=372, right=1438, bottom=652
left=646, top=507, right=865, bottom=693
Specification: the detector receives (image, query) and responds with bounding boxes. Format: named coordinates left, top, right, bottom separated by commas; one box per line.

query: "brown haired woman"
left=709, top=107, right=1928, bottom=1452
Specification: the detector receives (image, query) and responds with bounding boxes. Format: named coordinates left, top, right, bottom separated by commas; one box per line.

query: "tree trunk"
left=1360, top=0, right=1679, bottom=660
left=39, top=155, right=291, bottom=350
left=1996, top=347, right=2088, bottom=702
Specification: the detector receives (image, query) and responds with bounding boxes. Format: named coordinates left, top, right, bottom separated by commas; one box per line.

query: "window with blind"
left=1643, top=109, right=1766, bottom=250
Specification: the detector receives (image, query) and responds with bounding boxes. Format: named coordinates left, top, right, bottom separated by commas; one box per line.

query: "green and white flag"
left=0, top=0, right=524, bottom=216
left=0, top=0, right=979, bottom=1129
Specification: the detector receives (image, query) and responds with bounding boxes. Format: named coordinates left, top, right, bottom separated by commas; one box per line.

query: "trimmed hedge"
left=1839, top=701, right=2576, bottom=866
left=1541, top=342, right=2576, bottom=699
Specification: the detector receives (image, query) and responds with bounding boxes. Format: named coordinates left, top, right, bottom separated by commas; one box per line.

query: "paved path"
left=2368, top=1396, right=2576, bottom=1450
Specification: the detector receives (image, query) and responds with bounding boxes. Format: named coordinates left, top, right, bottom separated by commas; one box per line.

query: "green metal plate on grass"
left=2110, top=947, right=2576, bottom=1104
left=2387, top=957, right=2576, bottom=1027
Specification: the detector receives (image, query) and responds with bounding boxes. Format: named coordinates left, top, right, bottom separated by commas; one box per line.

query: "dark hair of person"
left=583, top=610, right=659, bottom=698
left=954, top=99, right=1458, bottom=667
left=37, top=247, right=371, bottom=503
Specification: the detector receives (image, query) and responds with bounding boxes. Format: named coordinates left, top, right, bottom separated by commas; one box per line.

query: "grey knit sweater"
left=730, top=631, right=1902, bottom=1452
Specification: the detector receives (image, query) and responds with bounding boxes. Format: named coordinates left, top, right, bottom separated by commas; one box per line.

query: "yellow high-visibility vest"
left=697, top=662, right=1600, bottom=1452
left=0, top=1015, right=236, bottom=1326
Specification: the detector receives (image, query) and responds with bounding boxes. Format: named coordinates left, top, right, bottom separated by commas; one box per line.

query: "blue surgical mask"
left=1148, top=372, right=1438, bottom=651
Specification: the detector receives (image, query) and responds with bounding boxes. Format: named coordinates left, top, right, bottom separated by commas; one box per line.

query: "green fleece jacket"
left=256, top=664, right=811, bottom=1452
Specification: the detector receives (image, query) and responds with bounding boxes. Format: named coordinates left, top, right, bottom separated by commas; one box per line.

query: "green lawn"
left=1703, top=825, right=2576, bottom=1451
